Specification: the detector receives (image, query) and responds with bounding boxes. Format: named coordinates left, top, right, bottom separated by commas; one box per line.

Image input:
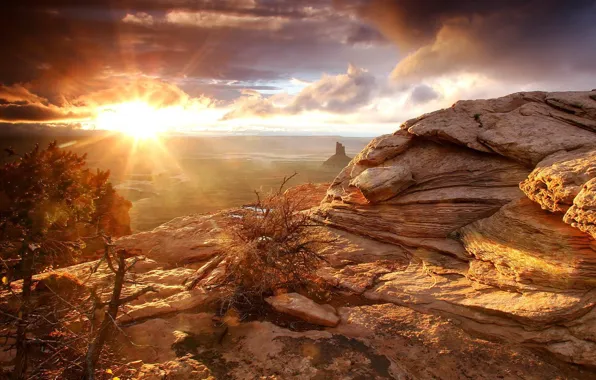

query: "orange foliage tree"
left=0, top=142, right=131, bottom=379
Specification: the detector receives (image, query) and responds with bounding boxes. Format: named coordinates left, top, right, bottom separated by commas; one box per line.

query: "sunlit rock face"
left=460, top=198, right=596, bottom=290
left=520, top=147, right=596, bottom=213
left=315, top=90, right=596, bottom=366
left=115, top=213, right=226, bottom=265
left=318, top=90, right=596, bottom=269
left=318, top=135, right=530, bottom=257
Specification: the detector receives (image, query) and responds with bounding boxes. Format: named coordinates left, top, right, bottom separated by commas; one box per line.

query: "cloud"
left=164, top=10, right=288, bottom=30
left=409, top=84, right=440, bottom=105
left=2, top=0, right=594, bottom=135
left=0, top=103, right=91, bottom=123
left=0, top=84, right=47, bottom=104
left=290, top=64, right=376, bottom=112
left=122, top=12, right=155, bottom=26
left=223, top=64, right=377, bottom=119
left=343, top=0, right=596, bottom=82
left=0, top=84, right=92, bottom=123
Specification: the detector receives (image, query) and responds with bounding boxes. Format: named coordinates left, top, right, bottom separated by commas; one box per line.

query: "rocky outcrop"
left=323, top=142, right=352, bottom=168
left=401, top=91, right=596, bottom=165
left=315, top=90, right=596, bottom=367
left=317, top=134, right=530, bottom=257
left=124, top=304, right=592, bottom=379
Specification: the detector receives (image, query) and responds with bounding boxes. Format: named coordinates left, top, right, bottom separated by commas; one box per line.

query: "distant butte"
left=323, top=142, right=351, bottom=168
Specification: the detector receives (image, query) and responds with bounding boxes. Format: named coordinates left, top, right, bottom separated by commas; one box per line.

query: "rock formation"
left=315, top=90, right=596, bottom=367
left=323, top=142, right=351, bottom=168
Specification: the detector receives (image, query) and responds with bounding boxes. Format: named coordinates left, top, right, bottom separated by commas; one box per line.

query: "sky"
left=0, top=0, right=595, bottom=136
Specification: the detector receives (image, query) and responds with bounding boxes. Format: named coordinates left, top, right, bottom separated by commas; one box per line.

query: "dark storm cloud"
left=339, top=0, right=596, bottom=82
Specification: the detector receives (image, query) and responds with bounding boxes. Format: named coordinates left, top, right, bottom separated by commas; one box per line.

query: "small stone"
left=265, top=293, right=340, bottom=327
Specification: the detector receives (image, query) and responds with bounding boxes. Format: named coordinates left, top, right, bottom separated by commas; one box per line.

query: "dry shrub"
left=211, top=176, right=333, bottom=311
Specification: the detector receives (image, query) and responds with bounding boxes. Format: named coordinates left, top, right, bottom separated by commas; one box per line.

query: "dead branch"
left=185, top=254, right=225, bottom=290
left=116, top=286, right=157, bottom=305
left=277, top=172, right=298, bottom=195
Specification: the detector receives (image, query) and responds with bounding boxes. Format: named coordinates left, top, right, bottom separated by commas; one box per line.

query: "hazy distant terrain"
left=0, top=131, right=370, bottom=231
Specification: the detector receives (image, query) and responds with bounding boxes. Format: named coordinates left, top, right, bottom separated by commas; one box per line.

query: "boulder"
left=265, top=293, right=340, bottom=327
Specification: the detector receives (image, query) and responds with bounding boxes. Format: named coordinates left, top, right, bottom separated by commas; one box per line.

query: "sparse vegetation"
left=0, top=142, right=132, bottom=379
left=187, top=173, right=332, bottom=314
left=473, top=113, right=484, bottom=128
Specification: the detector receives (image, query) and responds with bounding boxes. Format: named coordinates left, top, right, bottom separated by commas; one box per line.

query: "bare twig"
left=117, top=286, right=156, bottom=305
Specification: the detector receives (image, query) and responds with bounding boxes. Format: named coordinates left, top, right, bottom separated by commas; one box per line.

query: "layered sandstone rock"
left=317, top=137, right=530, bottom=256
left=315, top=90, right=596, bottom=367
left=460, top=198, right=596, bottom=290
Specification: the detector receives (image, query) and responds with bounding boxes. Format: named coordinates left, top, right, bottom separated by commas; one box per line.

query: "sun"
left=94, top=101, right=167, bottom=139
